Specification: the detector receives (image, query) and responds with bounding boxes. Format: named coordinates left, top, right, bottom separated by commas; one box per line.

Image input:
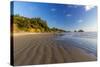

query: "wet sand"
left=13, top=33, right=97, bottom=66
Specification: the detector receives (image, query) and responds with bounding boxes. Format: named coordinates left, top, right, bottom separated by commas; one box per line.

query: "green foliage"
left=50, top=27, right=66, bottom=32
left=78, top=29, right=84, bottom=32
left=74, top=30, right=77, bottom=32
left=12, top=15, right=66, bottom=33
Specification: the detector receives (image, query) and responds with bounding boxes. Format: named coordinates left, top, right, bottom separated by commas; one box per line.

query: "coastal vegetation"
left=74, top=30, right=84, bottom=32
left=12, top=15, right=66, bottom=33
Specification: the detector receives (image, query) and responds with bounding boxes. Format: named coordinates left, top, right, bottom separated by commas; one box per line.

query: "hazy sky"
left=11, top=1, right=97, bottom=32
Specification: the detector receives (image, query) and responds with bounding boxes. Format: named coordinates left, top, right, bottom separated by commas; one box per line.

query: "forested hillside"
left=12, top=15, right=66, bottom=33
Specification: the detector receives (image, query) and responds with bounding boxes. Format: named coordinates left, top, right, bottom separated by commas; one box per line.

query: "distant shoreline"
left=12, top=32, right=97, bottom=37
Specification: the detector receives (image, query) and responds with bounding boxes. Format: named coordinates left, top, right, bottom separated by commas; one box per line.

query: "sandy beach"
left=13, top=33, right=97, bottom=66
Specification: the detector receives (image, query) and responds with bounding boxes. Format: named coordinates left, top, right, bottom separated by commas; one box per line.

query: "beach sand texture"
left=13, top=33, right=97, bottom=66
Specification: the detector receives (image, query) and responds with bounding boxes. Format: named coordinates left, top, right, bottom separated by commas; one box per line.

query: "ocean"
left=56, top=32, right=97, bottom=56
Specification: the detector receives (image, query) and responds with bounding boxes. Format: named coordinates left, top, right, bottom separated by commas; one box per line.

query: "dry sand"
left=13, top=33, right=97, bottom=66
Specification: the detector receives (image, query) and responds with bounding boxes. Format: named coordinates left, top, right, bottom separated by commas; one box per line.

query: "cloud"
left=84, top=5, right=95, bottom=11
left=51, top=8, right=56, bottom=11
left=66, top=14, right=72, bottom=17
left=77, top=19, right=83, bottom=23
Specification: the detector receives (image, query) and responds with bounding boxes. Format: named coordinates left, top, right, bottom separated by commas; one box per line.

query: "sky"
left=11, top=1, right=97, bottom=32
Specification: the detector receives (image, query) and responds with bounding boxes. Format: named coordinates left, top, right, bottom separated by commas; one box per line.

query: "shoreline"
left=12, top=32, right=66, bottom=36
left=13, top=33, right=97, bottom=65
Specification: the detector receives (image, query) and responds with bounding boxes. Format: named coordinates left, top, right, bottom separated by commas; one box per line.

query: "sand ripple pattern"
left=13, top=34, right=96, bottom=66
